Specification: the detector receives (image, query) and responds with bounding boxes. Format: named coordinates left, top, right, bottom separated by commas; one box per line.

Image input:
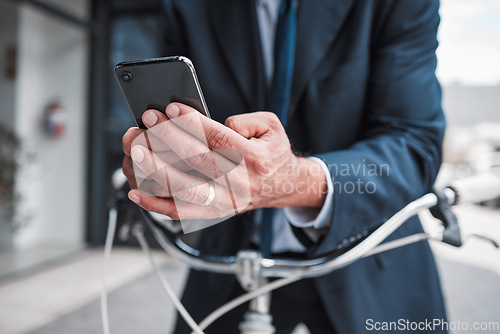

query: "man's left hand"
left=122, top=103, right=327, bottom=220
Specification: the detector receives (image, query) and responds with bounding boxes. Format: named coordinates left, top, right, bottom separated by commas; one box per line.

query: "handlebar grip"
left=449, top=173, right=500, bottom=205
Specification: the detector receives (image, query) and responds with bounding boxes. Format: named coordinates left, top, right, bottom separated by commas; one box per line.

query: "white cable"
left=363, top=233, right=430, bottom=257
left=195, top=232, right=433, bottom=332
left=101, top=207, right=117, bottom=334
left=101, top=206, right=204, bottom=334
left=133, top=226, right=205, bottom=334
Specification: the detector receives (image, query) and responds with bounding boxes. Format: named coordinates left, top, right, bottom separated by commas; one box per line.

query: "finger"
left=128, top=190, right=225, bottom=220
left=171, top=103, right=260, bottom=164
left=142, top=107, right=244, bottom=179
left=123, top=154, right=152, bottom=181
left=156, top=103, right=252, bottom=153
left=125, top=156, right=161, bottom=196
left=147, top=103, right=256, bottom=159
left=137, top=179, right=171, bottom=198
left=156, top=150, right=192, bottom=173
left=225, top=112, right=283, bottom=139
left=123, top=156, right=138, bottom=189
left=123, top=127, right=170, bottom=156
left=154, top=150, right=249, bottom=206
left=126, top=150, right=206, bottom=196
left=128, top=160, right=190, bottom=199
left=153, top=151, right=210, bottom=181
left=129, top=149, right=196, bottom=174
left=131, top=145, right=237, bottom=210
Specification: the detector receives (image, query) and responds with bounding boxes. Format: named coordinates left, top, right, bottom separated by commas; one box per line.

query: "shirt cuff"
left=283, top=157, right=334, bottom=229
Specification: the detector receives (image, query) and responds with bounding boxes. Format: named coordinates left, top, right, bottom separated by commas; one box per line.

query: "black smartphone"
left=114, top=56, right=210, bottom=128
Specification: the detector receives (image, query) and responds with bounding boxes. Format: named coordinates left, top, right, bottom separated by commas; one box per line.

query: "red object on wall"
left=43, top=103, right=66, bottom=138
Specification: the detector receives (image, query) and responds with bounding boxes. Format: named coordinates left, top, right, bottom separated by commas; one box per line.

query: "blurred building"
left=443, top=84, right=500, bottom=126
left=0, top=0, right=165, bottom=277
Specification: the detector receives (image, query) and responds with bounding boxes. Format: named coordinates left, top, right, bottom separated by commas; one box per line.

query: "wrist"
left=272, top=156, right=328, bottom=209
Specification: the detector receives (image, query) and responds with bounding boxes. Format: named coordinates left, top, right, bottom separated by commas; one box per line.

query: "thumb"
left=224, top=112, right=282, bottom=139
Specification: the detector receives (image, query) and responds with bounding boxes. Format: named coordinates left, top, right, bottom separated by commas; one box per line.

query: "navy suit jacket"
left=161, top=0, right=447, bottom=332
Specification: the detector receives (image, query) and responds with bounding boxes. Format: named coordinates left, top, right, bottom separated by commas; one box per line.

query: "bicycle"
left=102, top=171, right=500, bottom=334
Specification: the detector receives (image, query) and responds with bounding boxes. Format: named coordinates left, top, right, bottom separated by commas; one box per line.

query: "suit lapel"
left=288, top=0, right=355, bottom=120
left=209, top=0, right=267, bottom=112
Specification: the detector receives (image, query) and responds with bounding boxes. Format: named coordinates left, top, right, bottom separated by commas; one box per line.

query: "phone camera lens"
left=121, top=71, right=133, bottom=83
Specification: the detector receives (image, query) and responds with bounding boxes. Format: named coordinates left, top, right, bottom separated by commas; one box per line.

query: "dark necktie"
left=260, top=0, right=297, bottom=258
left=269, top=0, right=297, bottom=127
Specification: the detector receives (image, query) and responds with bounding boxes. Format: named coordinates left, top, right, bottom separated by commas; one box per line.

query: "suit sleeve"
left=312, top=0, right=445, bottom=255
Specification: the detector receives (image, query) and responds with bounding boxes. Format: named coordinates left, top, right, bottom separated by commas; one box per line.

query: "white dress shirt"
left=254, top=0, right=334, bottom=253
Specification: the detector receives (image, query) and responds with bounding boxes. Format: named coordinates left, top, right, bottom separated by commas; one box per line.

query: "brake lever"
left=430, top=188, right=463, bottom=247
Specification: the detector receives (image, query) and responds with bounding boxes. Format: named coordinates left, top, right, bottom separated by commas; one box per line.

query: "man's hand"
left=122, top=103, right=327, bottom=220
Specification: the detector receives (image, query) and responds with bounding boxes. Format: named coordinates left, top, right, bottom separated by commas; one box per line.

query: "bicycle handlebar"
left=145, top=193, right=440, bottom=278
left=136, top=172, right=500, bottom=279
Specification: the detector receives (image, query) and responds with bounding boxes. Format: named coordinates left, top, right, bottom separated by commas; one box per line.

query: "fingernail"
left=166, top=104, right=180, bottom=118
left=128, top=191, right=141, bottom=204
left=143, top=111, right=158, bottom=127
left=131, top=146, right=144, bottom=163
